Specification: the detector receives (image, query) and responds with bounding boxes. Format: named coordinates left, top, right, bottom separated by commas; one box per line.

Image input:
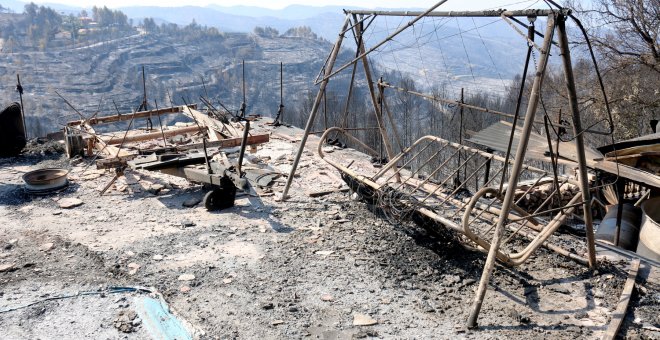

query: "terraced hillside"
left=0, top=29, right=343, bottom=136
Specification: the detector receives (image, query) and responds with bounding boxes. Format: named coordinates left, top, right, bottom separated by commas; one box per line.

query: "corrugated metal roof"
left=466, top=120, right=602, bottom=166
left=468, top=121, right=660, bottom=189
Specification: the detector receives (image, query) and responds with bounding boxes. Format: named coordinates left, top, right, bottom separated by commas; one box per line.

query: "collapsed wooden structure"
left=63, top=100, right=269, bottom=209
left=280, top=2, right=658, bottom=330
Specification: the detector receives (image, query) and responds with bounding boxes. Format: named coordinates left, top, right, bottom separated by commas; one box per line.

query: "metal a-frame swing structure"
left=281, top=1, right=601, bottom=328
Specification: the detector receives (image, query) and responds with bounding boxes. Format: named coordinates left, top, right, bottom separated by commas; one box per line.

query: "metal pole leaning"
left=352, top=13, right=399, bottom=182
left=318, top=0, right=450, bottom=84
left=280, top=15, right=351, bottom=200
left=467, top=14, right=557, bottom=329
left=556, top=14, right=597, bottom=268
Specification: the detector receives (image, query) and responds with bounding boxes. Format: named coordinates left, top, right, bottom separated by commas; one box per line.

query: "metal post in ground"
left=280, top=15, right=351, bottom=200
left=556, top=14, right=597, bottom=267
left=467, top=13, right=557, bottom=329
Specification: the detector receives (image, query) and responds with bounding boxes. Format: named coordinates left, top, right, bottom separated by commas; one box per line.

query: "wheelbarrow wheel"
left=203, top=177, right=237, bottom=211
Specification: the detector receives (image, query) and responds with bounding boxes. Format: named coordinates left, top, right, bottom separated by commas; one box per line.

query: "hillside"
left=0, top=21, right=348, bottom=136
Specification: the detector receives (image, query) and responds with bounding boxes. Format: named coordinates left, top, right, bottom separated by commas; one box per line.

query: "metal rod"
left=141, top=65, right=148, bottom=111
left=352, top=13, right=399, bottom=182
left=484, top=148, right=493, bottom=186
left=331, top=28, right=363, bottom=142
left=544, top=115, right=563, bottom=212
left=317, top=0, right=450, bottom=84
left=501, top=14, right=542, bottom=52
left=499, top=21, right=535, bottom=194
left=380, top=82, right=405, bottom=153
left=556, top=14, right=597, bottom=268
left=153, top=99, right=167, bottom=147
left=467, top=14, right=556, bottom=329
left=277, top=62, right=284, bottom=124
left=378, top=81, right=545, bottom=124
left=240, top=59, right=246, bottom=118
left=313, top=14, right=374, bottom=84
left=16, top=74, right=27, bottom=139
left=344, top=9, right=560, bottom=17
left=237, top=120, right=250, bottom=177
left=55, top=90, right=85, bottom=120
left=114, top=106, right=138, bottom=158
left=202, top=138, right=212, bottom=174
left=457, top=88, right=464, bottom=183
left=614, top=170, right=626, bottom=247
left=281, top=15, right=352, bottom=200
left=323, top=90, right=328, bottom=131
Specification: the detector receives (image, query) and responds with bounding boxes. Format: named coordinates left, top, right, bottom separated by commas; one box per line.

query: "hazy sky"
left=21, top=0, right=544, bottom=10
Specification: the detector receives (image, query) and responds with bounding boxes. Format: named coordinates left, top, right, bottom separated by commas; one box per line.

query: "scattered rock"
left=261, top=302, right=274, bottom=310
left=148, top=184, right=165, bottom=194
left=548, top=285, right=571, bottom=295
left=52, top=211, right=62, bottom=216
left=183, top=197, right=202, bottom=208
left=82, top=173, right=103, bottom=181
left=58, top=198, right=84, bottom=209
left=353, top=313, right=378, bottom=326
left=223, top=278, right=233, bottom=284
left=181, top=220, right=196, bottom=228
left=125, top=251, right=135, bottom=257
left=271, top=320, right=284, bottom=326
left=178, top=274, right=195, bottom=281
left=574, top=311, right=589, bottom=319
left=443, top=275, right=461, bottom=286
left=39, top=242, right=55, bottom=252
left=0, top=263, right=16, bottom=272
left=320, top=294, right=334, bottom=302
left=114, top=309, right=139, bottom=333
left=593, top=289, right=604, bottom=299
left=153, top=255, right=163, bottom=261
left=315, top=250, right=334, bottom=256
left=127, top=263, right=140, bottom=275
left=420, top=300, right=436, bottom=313
left=180, top=286, right=191, bottom=293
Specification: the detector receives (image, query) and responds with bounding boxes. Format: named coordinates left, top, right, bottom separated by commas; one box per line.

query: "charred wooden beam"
left=174, top=133, right=269, bottom=152
left=101, top=125, right=203, bottom=145
left=66, top=104, right=196, bottom=127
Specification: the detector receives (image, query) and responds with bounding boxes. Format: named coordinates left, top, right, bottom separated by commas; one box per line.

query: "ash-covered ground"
left=0, top=123, right=658, bottom=339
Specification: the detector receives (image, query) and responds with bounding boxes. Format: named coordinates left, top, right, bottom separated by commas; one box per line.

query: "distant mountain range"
left=118, top=5, right=346, bottom=40
left=115, top=4, right=532, bottom=93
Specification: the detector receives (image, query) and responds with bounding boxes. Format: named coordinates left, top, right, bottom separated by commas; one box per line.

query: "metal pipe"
left=467, top=14, right=556, bottom=329
left=556, top=14, right=597, bottom=268
left=352, top=13, right=399, bottom=182
left=316, top=0, right=450, bottom=84
left=281, top=15, right=351, bottom=200
left=153, top=99, right=167, bottom=147
left=16, top=74, right=27, bottom=139
left=379, top=81, right=545, bottom=124
left=343, top=9, right=561, bottom=17
left=380, top=84, right=405, bottom=153
left=237, top=120, right=250, bottom=177
left=500, top=20, right=535, bottom=194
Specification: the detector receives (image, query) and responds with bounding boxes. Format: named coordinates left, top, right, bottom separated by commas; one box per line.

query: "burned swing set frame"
left=282, top=2, right=602, bottom=328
